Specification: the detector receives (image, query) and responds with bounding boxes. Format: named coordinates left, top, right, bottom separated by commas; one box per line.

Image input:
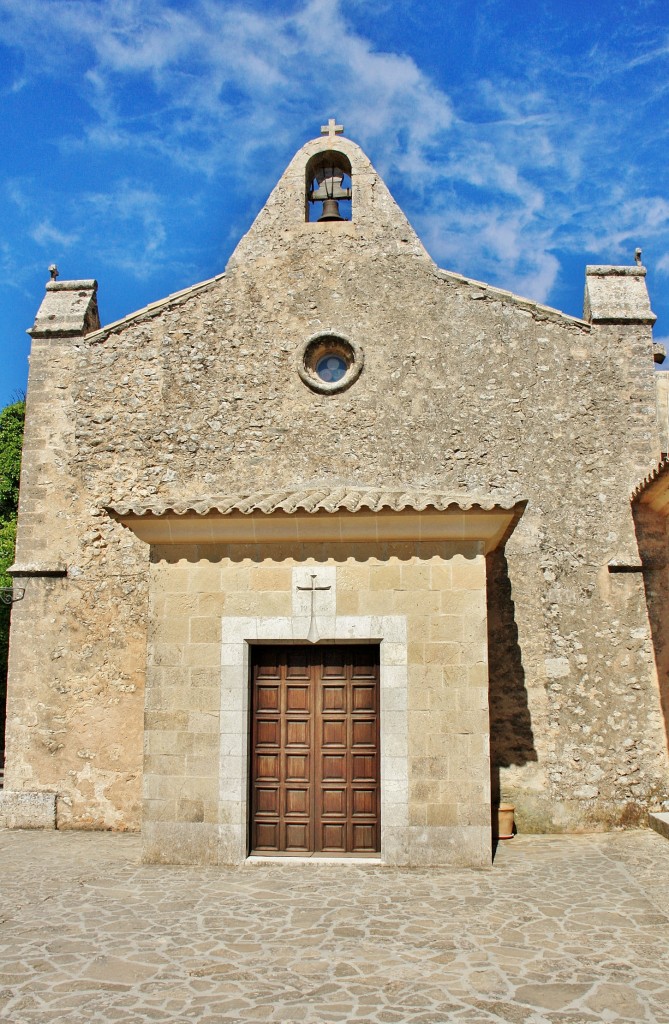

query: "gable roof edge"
left=435, top=268, right=591, bottom=330
left=85, top=272, right=226, bottom=345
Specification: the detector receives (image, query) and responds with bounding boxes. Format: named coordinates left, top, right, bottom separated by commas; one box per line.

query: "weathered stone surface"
left=5, top=127, right=669, bottom=849
left=584, top=265, right=656, bottom=324
left=29, top=280, right=100, bottom=338
left=656, top=372, right=669, bottom=453
left=0, top=791, right=56, bottom=829
left=649, top=811, right=669, bottom=839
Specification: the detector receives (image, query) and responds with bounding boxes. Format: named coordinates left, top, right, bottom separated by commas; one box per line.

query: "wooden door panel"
left=322, top=685, right=346, bottom=710
left=352, top=824, right=376, bottom=851
left=321, top=788, right=346, bottom=816
left=285, top=786, right=309, bottom=815
left=286, top=719, right=309, bottom=746
left=250, top=644, right=379, bottom=855
left=352, top=788, right=376, bottom=816
left=352, top=684, right=376, bottom=710
left=286, top=684, right=310, bottom=710
left=351, top=648, right=377, bottom=674
left=255, top=822, right=278, bottom=849
left=322, top=649, right=347, bottom=676
left=256, top=787, right=279, bottom=814
left=352, top=753, right=376, bottom=780
left=285, top=753, right=308, bottom=780
left=351, top=719, right=375, bottom=746
left=255, top=650, right=280, bottom=676
left=256, top=719, right=280, bottom=745
left=285, top=648, right=309, bottom=676
left=322, top=719, right=346, bottom=746
left=322, top=754, right=346, bottom=780
left=322, top=823, right=346, bottom=851
left=285, top=823, right=309, bottom=850
left=256, top=685, right=280, bottom=709
left=256, top=754, right=279, bottom=780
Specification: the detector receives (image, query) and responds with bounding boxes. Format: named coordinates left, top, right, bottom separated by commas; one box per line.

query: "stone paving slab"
left=0, top=829, right=668, bottom=1023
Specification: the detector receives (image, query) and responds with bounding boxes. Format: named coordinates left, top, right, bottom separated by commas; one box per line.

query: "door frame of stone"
left=219, top=613, right=408, bottom=865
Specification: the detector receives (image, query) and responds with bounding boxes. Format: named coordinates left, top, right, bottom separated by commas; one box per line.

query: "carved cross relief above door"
left=293, top=567, right=336, bottom=643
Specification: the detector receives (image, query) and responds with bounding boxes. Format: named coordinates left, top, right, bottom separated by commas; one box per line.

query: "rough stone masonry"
left=1, top=125, right=668, bottom=867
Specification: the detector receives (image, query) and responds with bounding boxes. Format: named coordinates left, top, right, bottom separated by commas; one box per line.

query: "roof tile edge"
left=631, top=458, right=669, bottom=502
left=85, top=272, right=226, bottom=345
left=104, top=489, right=527, bottom=518
left=435, top=268, right=590, bottom=329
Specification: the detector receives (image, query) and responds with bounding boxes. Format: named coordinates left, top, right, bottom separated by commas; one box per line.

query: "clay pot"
left=496, top=803, right=515, bottom=839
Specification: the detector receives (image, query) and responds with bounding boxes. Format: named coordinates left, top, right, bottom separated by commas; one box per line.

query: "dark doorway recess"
left=250, top=644, right=380, bottom=856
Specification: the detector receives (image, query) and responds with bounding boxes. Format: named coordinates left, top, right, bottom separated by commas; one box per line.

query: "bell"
left=318, top=198, right=344, bottom=222
left=309, top=159, right=351, bottom=221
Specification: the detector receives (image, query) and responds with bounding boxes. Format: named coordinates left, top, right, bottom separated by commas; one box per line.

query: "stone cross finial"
left=321, top=118, right=344, bottom=138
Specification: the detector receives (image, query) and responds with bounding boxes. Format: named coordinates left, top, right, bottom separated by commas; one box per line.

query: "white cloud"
left=78, top=182, right=168, bottom=278
left=0, top=0, right=667, bottom=308
left=16, top=181, right=169, bottom=281
left=5, top=180, right=31, bottom=211
left=583, top=197, right=669, bottom=259
left=31, top=220, right=80, bottom=248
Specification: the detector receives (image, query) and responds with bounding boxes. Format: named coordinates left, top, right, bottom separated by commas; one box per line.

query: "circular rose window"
left=297, top=332, right=364, bottom=394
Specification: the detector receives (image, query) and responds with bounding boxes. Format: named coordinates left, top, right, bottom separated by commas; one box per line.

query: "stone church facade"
left=2, top=124, right=668, bottom=867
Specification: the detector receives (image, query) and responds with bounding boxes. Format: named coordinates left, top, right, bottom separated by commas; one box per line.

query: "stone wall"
left=5, top=132, right=669, bottom=834
left=4, top=332, right=147, bottom=828
left=656, top=372, right=669, bottom=455
left=142, top=542, right=489, bottom=867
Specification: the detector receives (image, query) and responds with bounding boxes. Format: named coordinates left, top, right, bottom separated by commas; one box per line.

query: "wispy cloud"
left=67, top=182, right=169, bottom=279
left=584, top=197, right=669, bottom=260
left=0, top=0, right=668, bottom=308
left=7, top=176, right=170, bottom=281
left=30, top=220, right=80, bottom=249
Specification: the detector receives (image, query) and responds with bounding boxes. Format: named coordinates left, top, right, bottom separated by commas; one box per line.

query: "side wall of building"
left=5, top=332, right=148, bottom=828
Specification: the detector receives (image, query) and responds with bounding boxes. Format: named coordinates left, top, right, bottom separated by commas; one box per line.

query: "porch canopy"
left=106, top=486, right=526, bottom=550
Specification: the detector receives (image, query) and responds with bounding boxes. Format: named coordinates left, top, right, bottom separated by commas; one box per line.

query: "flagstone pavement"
left=1, top=828, right=668, bottom=1024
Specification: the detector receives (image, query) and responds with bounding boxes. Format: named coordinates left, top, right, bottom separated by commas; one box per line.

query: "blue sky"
left=1, top=0, right=668, bottom=407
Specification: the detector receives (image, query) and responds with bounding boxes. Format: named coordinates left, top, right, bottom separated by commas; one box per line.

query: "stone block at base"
left=649, top=811, right=669, bottom=840
left=142, top=821, right=219, bottom=864
left=383, top=824, right=492, bottom=868
left=0, top=791, right=57, bottom=829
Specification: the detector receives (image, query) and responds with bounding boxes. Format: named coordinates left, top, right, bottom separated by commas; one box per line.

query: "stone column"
left=584, top=263, right=659, bottom=562
left=0, top=279, right=99, bottom=829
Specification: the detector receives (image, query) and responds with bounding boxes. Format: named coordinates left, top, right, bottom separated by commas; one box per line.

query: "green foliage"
left=0, top=400, right=25, bottom=719
left=0, top=401, right=25, bottom=522
left=0, top=518, right=17, bottom=591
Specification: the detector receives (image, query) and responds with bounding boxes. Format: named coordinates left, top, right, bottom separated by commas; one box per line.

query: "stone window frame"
left=219, top=613, right=408, bottom=864
left=297, top=331, right=364, bottom=395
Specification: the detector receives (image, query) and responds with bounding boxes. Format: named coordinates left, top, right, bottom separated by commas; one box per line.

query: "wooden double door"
left=250, top=644, right=380, bottom=855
